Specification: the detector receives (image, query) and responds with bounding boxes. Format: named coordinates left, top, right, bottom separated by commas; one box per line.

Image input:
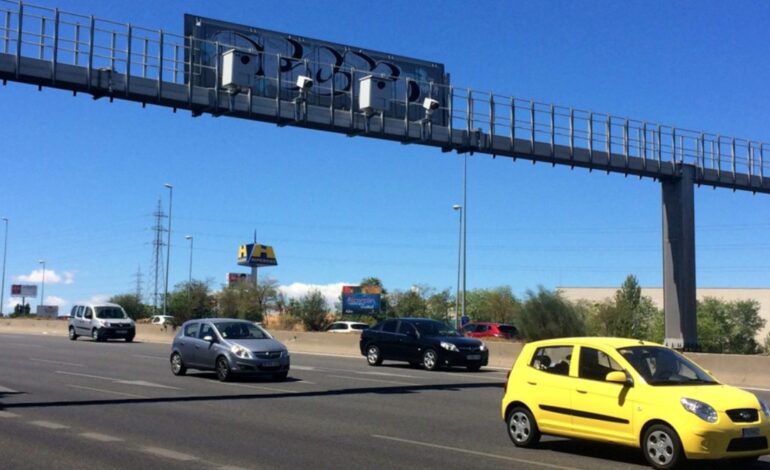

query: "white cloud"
left=278, top=282, right=348, bottom=309
left=15, top=269, right=75, bottom=285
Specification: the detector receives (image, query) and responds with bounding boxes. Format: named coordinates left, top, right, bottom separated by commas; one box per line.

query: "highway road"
left=0, top=333, right=769, bottom=469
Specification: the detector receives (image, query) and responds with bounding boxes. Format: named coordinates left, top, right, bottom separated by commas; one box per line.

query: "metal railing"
left=1, top=0, right=767, bottom=185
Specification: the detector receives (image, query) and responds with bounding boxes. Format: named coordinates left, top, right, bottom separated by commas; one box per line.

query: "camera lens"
left=377, top=80, right=386, bottom=90
left=240, top=55, right=250, bottom=65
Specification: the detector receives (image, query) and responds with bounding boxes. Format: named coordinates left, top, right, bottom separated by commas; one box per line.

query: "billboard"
left=184, top=15, right=449, bottom=125
left=237, top=243, right=278, bottom=267
left=36, top=305, right=59, bottom=318
left=11, top=284, right=37, bottom=297
left=226, top=272, right=254, bottom=286
left=341, top=285, right=381, bottom=315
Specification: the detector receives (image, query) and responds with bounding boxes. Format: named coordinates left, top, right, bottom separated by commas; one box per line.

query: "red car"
left=462, top=322, right=517, bottom=339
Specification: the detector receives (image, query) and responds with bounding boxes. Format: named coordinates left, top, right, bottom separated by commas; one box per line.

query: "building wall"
left=557, top=287, right=770, bottom=341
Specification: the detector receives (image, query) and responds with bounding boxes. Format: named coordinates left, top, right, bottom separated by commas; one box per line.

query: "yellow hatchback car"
left=501, top=337, right=770, bottom=469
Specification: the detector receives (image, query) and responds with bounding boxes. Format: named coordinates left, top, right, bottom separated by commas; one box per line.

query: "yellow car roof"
left=525, top=337, right=664, bottom=349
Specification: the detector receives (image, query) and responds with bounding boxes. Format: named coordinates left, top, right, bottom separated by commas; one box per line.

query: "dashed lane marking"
left=141, top=446, right=198, bottom=462
left=30, top=358, right=85, bottom=367
left=66, top=384, right=148, bottom=398
left=327, top=375, right=416, bottom=386
left=80, top=432, right=124, bottom=442
left=371, top=434, right=580, bottom=470
left=220, top=382, right=298, bottom=394
left=30, top=420, right=69, bottom=430
left=0, top=411, right=20, bottom=418
left=0, top=385, right=19, bottom=393
left=56, top=371, right=180, bottom=390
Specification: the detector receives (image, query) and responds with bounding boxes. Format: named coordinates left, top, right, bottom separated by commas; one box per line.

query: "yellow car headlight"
left=681, top=397, right=717, bottom=423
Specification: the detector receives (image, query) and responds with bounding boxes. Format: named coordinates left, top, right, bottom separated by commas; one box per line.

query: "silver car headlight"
left=759, top=398, right=770, bottom=418
left=102, top=321, right=111, bottom=327
left=230, top=344, right=253, bottom=359
left=681, top=398, right=717, bottom=423
left=440, top=341, right=458, bottom=352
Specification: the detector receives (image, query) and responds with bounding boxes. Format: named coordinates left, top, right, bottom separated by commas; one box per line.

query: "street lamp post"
left=0, top=218, right=8, bottom=316
left=38, top=259, right=46, bottom=309
left=185, top=235, right=193, bottom=296
left=461, top=153, right=467, bottom=327
left=452, top=205, right=462, bottom=330
left=163, top=183, right=173, bottom=316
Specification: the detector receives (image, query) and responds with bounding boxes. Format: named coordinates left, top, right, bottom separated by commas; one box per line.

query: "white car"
left=326, top=321, right=369, bottom=333
left=150, top=315, right=175, bottom=326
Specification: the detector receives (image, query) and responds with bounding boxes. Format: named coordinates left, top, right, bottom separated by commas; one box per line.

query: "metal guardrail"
left=1, top=0, right=767, bottom=191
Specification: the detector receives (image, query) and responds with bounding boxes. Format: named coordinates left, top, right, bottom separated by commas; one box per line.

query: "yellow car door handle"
left=576, top=389, right=588, bottom=394
left=527, top=381, right=537, bottom=386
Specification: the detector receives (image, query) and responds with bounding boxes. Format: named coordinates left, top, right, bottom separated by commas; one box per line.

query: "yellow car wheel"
left=506, top=407, right=540, bottom=448
left=642, top=424, right=684, bottom=470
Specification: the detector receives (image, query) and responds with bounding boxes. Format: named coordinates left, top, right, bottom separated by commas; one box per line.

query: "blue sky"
left=3, top=0, right=770, bottom=314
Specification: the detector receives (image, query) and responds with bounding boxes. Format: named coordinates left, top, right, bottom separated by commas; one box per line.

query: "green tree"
left=390, top=287, right=428, bottom=317
left=218, top=279, right=271, bottom=322
left=287, top=289, right=330, bottom=331
left=584, top=275, right=656, bottom=340
left=168, top=280, right=215, bottom=324
left=109, top=293, right=148, bottom=320
left=465, top=287, right=520, bottom=324
left=426, top=288, right=452, bottom=322
left=697, top=298, right=765, bottom=354
left=518, top=287, right=585, bottom=340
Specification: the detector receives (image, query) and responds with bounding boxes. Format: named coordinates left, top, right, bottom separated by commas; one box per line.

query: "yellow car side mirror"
left=605, top=371, right=633, bottom=386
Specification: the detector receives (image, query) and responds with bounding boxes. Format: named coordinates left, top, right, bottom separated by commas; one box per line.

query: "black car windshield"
left=216, top=322, right=270, bottom=340
left=412, top=320, right=460, bottom=337
left=618, top=346, right=718, bottom=386
left=95, top=307, right=127, bottom=319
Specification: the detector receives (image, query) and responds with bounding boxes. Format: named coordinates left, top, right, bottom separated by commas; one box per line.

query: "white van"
left=68, top=302, right=136, bottom=342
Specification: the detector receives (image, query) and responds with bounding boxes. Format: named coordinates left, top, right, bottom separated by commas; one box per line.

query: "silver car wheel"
left=646, top=430, right=674, bottom=466
left=509, top=411, right=531, bottom=444
left=171, top=354, right=182, bottom=373
left=423, top=350, right=437, bottom=370
left=92, top=329, right=99, bottom=341
left=367, top=346, right=380, bottom=365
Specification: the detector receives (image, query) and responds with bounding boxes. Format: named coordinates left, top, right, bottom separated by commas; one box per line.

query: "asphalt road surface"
left=1, top=333, right=769, bottom=470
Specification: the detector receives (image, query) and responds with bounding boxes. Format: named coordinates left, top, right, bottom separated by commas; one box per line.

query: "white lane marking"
left=328, top=375, right=416, bottom=386
left=66, top=384, right=148, bottom=398
left=30, top=420, right=69, bottom=430
left=132, top=354, right=168, bottom=360
left=114, top=380, right=180, bottom=390
left=30, top=358, right=85, bottom=367
left=290, top=365, right=316, bottom=371
left=141, top=446, right=198, bottom=462
left=742, top=386, right=770, bottom=392
left=293, top=379, right=316, bottom=385
left=0, top=385, right=19, bottom=393
left=79, top=432, right=124, bottom=442
left=0, top=411, right=20, bottom=418
left=220, top=382, right=297, bottom=394
left=56, top=371, right=179, bottom=390
left=372, top=434, right=580, bottom=470
left=360, top=371, right=423, bottom=379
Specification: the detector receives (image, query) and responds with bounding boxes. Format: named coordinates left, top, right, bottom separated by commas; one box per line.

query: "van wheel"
left=507, top=406, right=540, bottom=447
left=643, top=424, right=684, bottom=470
left=91, top=329, right=102, bottom=342
left=68, top=327, right=78, bottom=341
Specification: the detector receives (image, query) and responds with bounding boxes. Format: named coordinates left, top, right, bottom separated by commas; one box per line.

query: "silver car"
left=170, top=318, right=290, bottom=381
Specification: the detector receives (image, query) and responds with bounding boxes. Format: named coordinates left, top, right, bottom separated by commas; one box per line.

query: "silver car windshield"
left=215, top=322, right=270, bottom=340
left=95, top=307, right=127, bottom=319
left=618, top=346, right=718, bottom=386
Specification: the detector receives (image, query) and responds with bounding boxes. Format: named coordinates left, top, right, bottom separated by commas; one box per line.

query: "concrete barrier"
left=2, top=319, right=768, bottom=388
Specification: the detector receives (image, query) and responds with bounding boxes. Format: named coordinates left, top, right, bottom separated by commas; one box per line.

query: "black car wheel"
left=170, top=352, right=186, bottom=376
left=422, top=349, right=439, bottom=371
left=216, top=356, right=232, bottom=382
left=366, top=345, right=383, bottom=366
left=68, top=327, right=78, bottom=341
left=273, top=371, right=289, bottom=381
left=643, top=424, right=684, bottom=470
left=466, top=364, right=481, bottom=372
left=507, top=406, right=540, bottom=447
left=125, top=335, right=134, bottom=343
left=91, top=328, right=102, bottom=342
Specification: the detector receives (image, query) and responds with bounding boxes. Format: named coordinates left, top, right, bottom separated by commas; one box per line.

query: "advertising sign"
left=237, top=243, right=278, bottom=267
left=341, top=285, right=381, bottom=315
left=185, top=15, right=449, bottom=125
left=36, top=305, right=59, bottom=318
left=11, top=284, right=37, bottom=297
left=226, top=272, right=254, bottom=286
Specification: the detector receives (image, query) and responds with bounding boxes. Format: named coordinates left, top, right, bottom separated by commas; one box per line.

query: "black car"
left=359, top=318, right=489, bottom=371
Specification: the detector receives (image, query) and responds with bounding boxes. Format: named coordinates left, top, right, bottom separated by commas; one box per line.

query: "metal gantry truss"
left=1, top=0, right=769, bottom=194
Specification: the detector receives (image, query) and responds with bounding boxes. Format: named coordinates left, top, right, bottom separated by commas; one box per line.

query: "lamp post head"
left=38, top=259, right=45, bottom=264
left=164, top=183, right=173, bottom=189
left=185, top=235, right=192, bottom=240
left=1, top=217, right=7, bottom=222
left=452, top=204, right=462, bottom=211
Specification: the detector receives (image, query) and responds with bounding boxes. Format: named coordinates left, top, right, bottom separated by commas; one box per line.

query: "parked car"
left=150, top=315, right=175, bottom=326
left=501, top=337, right=770, bottom=469
left=462, top=321, right=517, bottom=339
left=359, top=318, right=488, bottom=371
left=68, top=302, right=135, bottom=342
left=170, top=318, right=290, bottom=381
left=326, top=321, right=369, bottom=333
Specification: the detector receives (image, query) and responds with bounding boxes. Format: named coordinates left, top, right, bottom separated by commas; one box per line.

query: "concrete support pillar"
left=661, top=164, right=697, bottom=350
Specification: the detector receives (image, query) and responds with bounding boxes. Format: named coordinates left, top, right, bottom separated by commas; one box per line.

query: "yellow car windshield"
left=618, top=346, right=718, bottom=386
